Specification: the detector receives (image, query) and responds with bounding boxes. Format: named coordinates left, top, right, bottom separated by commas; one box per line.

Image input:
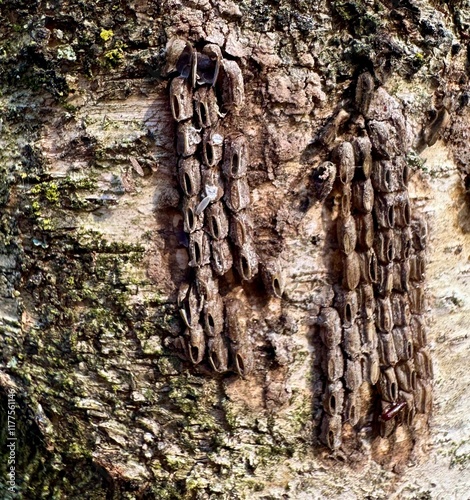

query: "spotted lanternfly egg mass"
left=167, top=40, right=285, bottom=375
left=317, top=73, right=432, bottom=450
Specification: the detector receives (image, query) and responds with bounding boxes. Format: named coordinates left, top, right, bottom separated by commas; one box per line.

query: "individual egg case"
left=167, top=41, right=285, bottom=376
left=317, top=75, right=432, bottom=450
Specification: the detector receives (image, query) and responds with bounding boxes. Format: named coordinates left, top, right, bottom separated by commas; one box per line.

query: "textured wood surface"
left=0, top=0, right=469, bottom=498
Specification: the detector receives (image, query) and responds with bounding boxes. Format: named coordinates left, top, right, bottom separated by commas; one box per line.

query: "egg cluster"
left=167, top=41, right=284, bottom=375
left=317, top=74, right=432, bottom=449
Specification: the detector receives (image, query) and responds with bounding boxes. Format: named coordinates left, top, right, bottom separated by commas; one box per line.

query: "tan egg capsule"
left=352, top=135, right=373, bottom=179
left=177, top=157, right=201, bottom=197
left=211, top=238, right=233, bottom=276
left=260, top=258, right=285, bottom=299
left=312, top=161, right=337, bottom=202
left=323, top=380, right=344, bottom=415
left=394, top=191, right=411, bottom=228
left=178, top=281, right=202, bottom=329
left=217, top=59, right=245, bottom=113
left=230, top=211, right=254, bottom=247
left=376, top=263, right=394, bottom=297
left=415, top=379, right=433, bottom=414
left=410, top=314, right=428, bottom=349
left=230, top=210, right=253, bottom=247
left=374, top=229, right=395, bottom=264
left=411, top=216, right=428, bottom=251
left=340, top=183, right=352, bottom=217
left=320, top=414, right=342, bottom=450
left=332, top=141, right=355, bottom=184
left=188, top=230, right=211, bottom=268
left=337, top=214, right=357, bottom=255
left=235, top=240, right=259, bottom=281
left=409, top=251, right=426, bottom=283
left=373, top=159, right=409, bottom=192
left=202, top=128, right=224, bottom=167
left=195, top=264, right=219, bottom=298
left=421, top=381, right=433, bottom=416
left=319, top=121, right=339, bottom=148
left=203, top=291, right=224, bottom=337
left=344, top=390, right=361, bottom=426
left=193, top=86, right=220, bottom=128
left=393, top=327, right=413, bottom=362
left=183, top=196, right=204, bottom=233
left=177, top=281, right=192, bottom=328
left=378, top=366, right=399, bottom=402
left=358, top=284, right=376, bottom=319
left=174, top=41, right=197, bottom=80
left=378, top=332, right=398, bottom=367
left=199, top=168, right=224, bottom=212
left=394, top=226, right=412, bottom=260
left=319, top=109, right=351, bottom=145
left=395, top=360, right=417, bottom=392
left=356, top=213, right=375, bottom=250
left=231, top=341, right=254, bottom=377
left=195, top=43, right=222, bottom=86
left=355, top=72, right=375, bottom=116
left=409, top=286, right=426, bottom=314
left=414, top=381, right=425, bottom=413
left=352, top=179, right=374, bottom=213
left=343, top=251, right=361, bottom=290
left=344, top=358, right=362, bottom=391
left=374, top=192, right=396, bottom=229
left=187, top=323, right=205, bottom=365
left=371, top=160, right=396, bottom=193
left=391, top=293, right=411, bottom=327
left=415, top=347, right=433, bottom=380
left=225, top=177, right=251, bottom=212
left=206, top=201, right=229, bottom=240
left=334, top=288, right=358, bottom=327
left=318, top=307, right=342, bottom=348
left=368, top=120, right=400, bottom=159
left=225, top=288, right=247, bottom=343
left=362, top=351, right=380, bottom=385
left=396, top=157, right=410, bottom=190
left=324, top=345, right=344, bottom=381
left=376, top=296, right=394, bottom=333
left=358, top=249, right=378, bottom=284
left=225, top=290, right=254, bottom=377
left=360, top=317, right=378, bottom=352
left=176, top=121, right=201, bottom=157
left=164, top=38, right=191, bottom=76
left=398, top=390, right=416, bottom=427
left=170, top=78, right=194, bottom=122
left=222, top=135, right=249, bottom=180
left=392, top=260, right=410, bottom=294
left=425, top=107, right=450, bottom=147
left=207, top=335, right=229, bottom=373
left=342, top=323, right=361, bottom=360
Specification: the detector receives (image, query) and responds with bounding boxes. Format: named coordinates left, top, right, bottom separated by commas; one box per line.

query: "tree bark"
left=1, top=0, right=469, bottom=498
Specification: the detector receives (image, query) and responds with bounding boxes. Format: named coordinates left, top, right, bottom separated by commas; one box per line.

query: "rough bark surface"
left=0, top=0, right=469, bottom=498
